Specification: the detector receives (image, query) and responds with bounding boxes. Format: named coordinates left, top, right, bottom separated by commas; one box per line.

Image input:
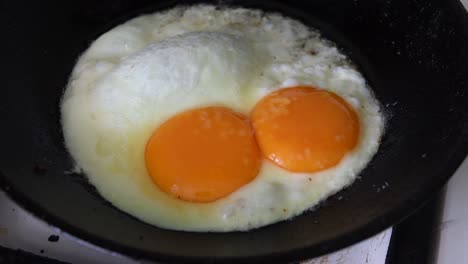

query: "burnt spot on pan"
left=48, top=235, right=60, bottom=242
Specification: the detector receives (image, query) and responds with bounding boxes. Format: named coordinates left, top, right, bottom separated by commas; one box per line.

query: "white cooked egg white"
left=61, top=4, right=384, bottom=232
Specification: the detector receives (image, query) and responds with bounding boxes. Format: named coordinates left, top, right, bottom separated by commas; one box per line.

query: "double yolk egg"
left=61, top=5, right=383, bottom=231
left=145, top=86, right=359, bottom=203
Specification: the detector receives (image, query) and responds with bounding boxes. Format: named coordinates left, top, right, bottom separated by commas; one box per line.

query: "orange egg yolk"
left=145, top=106, right=261, bottom=203
left=251, top=86, right=360, bottom=173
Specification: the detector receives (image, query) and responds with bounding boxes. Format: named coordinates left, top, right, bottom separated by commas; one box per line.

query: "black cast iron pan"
left=1, top=0, right=468, bottom=262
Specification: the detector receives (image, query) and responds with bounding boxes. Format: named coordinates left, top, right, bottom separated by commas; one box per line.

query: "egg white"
left=61, top=4, right=384, bottom=231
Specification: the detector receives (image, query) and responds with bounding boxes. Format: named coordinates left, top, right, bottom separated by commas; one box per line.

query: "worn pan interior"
left=1, top=0, right=468, bottom=262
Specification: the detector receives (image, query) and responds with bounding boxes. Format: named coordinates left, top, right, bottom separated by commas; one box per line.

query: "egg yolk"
left=145, top=106, right=261, bottom=203
left=251, top=86, right=360, bottom=172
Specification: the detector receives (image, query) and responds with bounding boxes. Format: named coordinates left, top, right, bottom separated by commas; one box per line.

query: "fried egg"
left=61, top=5, right=384, bottom=231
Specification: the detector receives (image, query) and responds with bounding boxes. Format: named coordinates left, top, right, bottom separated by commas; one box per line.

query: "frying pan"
left=1, top=0, right=468, bottom=262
